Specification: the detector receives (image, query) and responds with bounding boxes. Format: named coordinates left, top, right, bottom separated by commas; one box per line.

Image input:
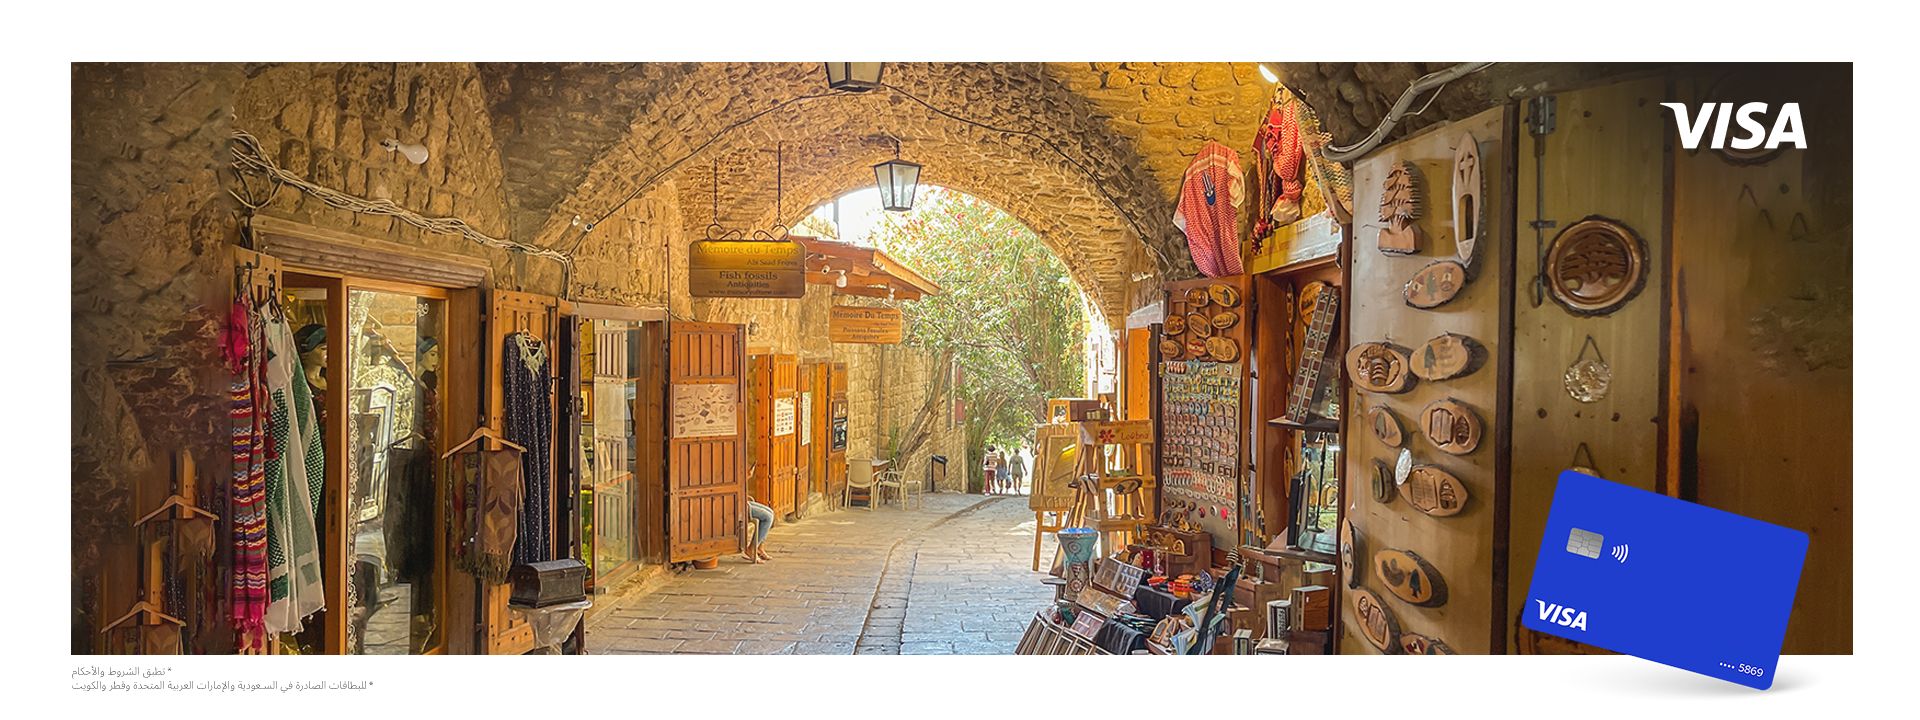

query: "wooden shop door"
left=478, top=289, right=560, bottom=656
left=666, top=322, right=748, bottom=563
left=796, top=362, right=817, bottom=498
left=825, top=363, right=849, bottom=502
left=749, top=354, right=800, bottom=515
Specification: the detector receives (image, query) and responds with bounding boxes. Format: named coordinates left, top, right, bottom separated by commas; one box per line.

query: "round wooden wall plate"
left=1206, top=336, right=1239, bottom=363
left=1185, top=338, right=1209, bottom=358
left=1403, top=260, right=1468, bottom=309
left=1402, top=465, right=1468, bottom=517
left=1185, top=287, right=1211, bottom=308
left=1420, top=398, right=1482, bottom=455
left=1544, top=216, right=1649, bottom=316
left=1367, top=406, right=1403, bottom=448
left=1399, top=633, right=1457, bottom=655
left=1160, top=340, right=1183, bottom=359
left=1347, top=342, right=1414, bottom=394
left=1210, top=310, right=1239, bottom=329
left=1164, top=314, right=1186, bottom=336
left=1209, top=284, right=1240, bottom=307
left=1371, top=460, right=1396, bottom=503
left=1411, top=333, right=1481, bottom=381
left=1352, top=588, right=1401, bottom=653
left=1187, top=314, right=1214, bottom=339
left=1373, top=548, right=1448, bottom=607
left=1340, top=519, right=1360, bottom=588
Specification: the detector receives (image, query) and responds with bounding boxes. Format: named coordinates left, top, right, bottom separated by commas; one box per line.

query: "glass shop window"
left=579, top=319, right=645, bottom=589
left=344, top=288, right=444, bottom=654
left=1292, top=430, right=1341, bottom=555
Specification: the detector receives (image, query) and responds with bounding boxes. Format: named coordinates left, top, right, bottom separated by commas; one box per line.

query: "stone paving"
left=586, top=491, right=1053, bottom=655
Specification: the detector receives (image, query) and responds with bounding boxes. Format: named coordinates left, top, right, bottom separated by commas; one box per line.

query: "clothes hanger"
left=441, top=425, right=527, bottom=459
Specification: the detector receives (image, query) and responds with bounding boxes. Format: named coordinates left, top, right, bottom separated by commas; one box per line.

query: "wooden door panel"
left=482, top=289, right=559, bottom=656
left=668, top=322, right=746, bottom=563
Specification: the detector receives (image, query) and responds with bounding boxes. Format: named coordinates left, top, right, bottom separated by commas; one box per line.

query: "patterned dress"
left=503, top=332, right=553, bottom=565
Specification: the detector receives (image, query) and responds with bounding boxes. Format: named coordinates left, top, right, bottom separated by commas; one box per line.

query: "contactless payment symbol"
left=1524, top=470, right=1808, bottom=690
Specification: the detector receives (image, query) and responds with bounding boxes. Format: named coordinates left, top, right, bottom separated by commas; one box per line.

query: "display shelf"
left=1266, top=416, right=1340, bottom=433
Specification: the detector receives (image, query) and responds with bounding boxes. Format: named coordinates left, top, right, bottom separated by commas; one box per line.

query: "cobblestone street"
left=585, top=492, right=1052, bottom=655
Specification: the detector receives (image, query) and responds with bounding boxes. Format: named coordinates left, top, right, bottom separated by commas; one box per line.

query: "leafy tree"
left=869, top=190, right=1088, bottom=485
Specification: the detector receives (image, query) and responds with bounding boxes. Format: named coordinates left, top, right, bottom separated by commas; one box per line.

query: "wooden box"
left=508, top=559, right=589, bottom=608
left=1290, top=585, right=1331, bottom=631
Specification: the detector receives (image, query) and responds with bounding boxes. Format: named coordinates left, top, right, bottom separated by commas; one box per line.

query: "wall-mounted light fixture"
left=381, top=138, right=429, bottom=165
left=824, top=62, right=884, bottom=92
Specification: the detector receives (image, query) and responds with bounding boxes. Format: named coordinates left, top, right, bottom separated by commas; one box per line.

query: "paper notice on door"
left=672, top=383, right=738, bottom=439
left=773, top=397, right=797, bottom=437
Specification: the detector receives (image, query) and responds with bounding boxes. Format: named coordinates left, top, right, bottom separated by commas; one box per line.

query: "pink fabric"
left=1173, top=141, right=1245, bottom=277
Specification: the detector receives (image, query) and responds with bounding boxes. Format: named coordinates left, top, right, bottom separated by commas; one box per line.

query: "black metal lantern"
left=824, top=62, right=884, bottom=92
left=873, top=157, right=921, bottom=212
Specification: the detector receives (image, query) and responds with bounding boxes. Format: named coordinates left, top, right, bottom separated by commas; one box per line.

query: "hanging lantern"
left=824, top=62, right=884, bottom=92
left=873, top=157, right=922, bottom=212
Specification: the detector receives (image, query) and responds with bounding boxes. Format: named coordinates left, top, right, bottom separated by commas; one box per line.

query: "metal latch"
left=1526, top=95, right=1557, bottom=137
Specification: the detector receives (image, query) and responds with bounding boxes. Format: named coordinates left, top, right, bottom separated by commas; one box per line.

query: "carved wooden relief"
left=1347, top=342, right=1414, bottom=394
left=1352, top=588, right=1401, bottom=653
left=1340, top=519, right=1360, bottom=588
left=1420, top=398, right=1481, bottom=455
left=1402, top=465, right=1468, bottom=517
left=1186, top=313, right=1213, bottom=339
left=1411, top=333, right=1481, bottom=382
left=1399, top=633, right=1457, bottom=655
left=1453, top=132, right=1482, bottom=266
left=1373, top=548, right=1448, bottom=607
left=1371, top=459, right=1396, bottom=504
left=1185, top=338, right=1209, bottom=358
left=1160, top=340, right=1183, bottom=359
left=1164, top=314, right=1186, bottom=337
left=1544, top=216, right=1649, bottom=316
left=1377, top=161, right=1424, bottom=255
left=1184, top=287, right=1211, bottom=308
left=1208, top=283, right=1241, bottom=307
left=1210, top=311, right=1239, bottom=330
left=1403, top=259, right=1467, bottom=309
left=1366, top=405, right=1403, bottom=448
left=1206, top=336, right=1240, bottom=363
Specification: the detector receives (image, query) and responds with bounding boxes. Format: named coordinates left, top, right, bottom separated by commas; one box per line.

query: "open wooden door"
left=797, top=362, right=818, bottom=501
left=825, top=363, right=849, bottom=502
left=749, top=354, right=800, bottom=516
left=668, top=322, right=748, bottom=563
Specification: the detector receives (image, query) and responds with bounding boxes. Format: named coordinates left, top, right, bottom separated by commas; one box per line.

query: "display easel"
left=1066, top=419, right=1156, bottom=556
left=1029, top=422, right=1080, bottom=571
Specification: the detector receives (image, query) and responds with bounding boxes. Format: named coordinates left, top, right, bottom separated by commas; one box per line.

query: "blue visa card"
left=1522, top=470, right=1809, bottom=689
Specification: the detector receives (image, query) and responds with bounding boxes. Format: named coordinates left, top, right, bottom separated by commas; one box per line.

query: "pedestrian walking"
left=1007, top=445, right=1027, bottom=494
left=983, top=445, right=1001, bottom=495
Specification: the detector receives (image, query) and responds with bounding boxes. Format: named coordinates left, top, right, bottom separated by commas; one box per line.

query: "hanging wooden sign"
left=1453, top=132, right=1483, bottom=266
left=1371, top=459, right=1397, bottom=504
left=829, top=306, right=905, bottom=344
left=1377, top=161, right=1424, bottom=255
left=1373, top=548, right=1449, bottom=607
left=1347, top=342, right=1414, bottom=394
left=1544, top=216, right=1649, bottom=316
left=1420, top=398, right=1482, bottom=455
left=1403, top=260, right=1468, bottom=309
left=1411, top=333, right=1482, bottom=382
left=1340, top=519, right=1361, bottom=588
left=1399, top=633, right=1457, bottom=655
left=1352, top=588, right=1401, bottom=653
left=688, top=239, right=806, bottom=298
left=1402, top=465, right=1468, bottom=517
left=1366, top=405, right=1403, bottom=448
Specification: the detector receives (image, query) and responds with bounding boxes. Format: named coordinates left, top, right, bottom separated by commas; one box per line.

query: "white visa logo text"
left=1536, top=599, right=1589, bottom=631
left=1660, top=102, right=1807, bottom=151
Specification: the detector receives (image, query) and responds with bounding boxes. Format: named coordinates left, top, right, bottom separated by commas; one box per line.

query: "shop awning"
left=796, top=236, right=943, bottom=301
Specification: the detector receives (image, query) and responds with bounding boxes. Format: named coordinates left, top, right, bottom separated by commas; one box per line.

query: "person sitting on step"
left=744, top=496, right=775, bottom=564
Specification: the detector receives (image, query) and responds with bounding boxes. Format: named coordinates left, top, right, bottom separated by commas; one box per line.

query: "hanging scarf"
left=262, top=315, right=326, bottom=635
left=1172, top=141, right=1246, bottom=277
left=453, top=447, right=526, bottom=582
left=225, top=299, right=270, bottom=650
left=1252, top=99, right=1307, bottom=243
left=502, top=333, right=553, bottom=565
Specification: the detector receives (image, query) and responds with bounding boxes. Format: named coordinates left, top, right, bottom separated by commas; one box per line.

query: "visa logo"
left=1659, top=102, right=1807, bottom=151
left=1536, top=599, right=1590, bottom=631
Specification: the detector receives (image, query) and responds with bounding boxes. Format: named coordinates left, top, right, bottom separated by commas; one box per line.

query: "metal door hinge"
left=1526, top=95, right=1557, bottom=137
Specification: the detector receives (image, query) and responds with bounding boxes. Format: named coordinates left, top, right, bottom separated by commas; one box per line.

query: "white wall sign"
left=772, top=397, right=797, bottom=437
left=800, top=392, right=813, bottom=445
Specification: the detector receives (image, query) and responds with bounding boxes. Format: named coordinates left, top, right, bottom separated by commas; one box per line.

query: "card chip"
left=1567, top=528, right=1605, bottom=559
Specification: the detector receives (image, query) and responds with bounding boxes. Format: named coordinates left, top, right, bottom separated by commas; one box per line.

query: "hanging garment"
left=1252, top=98, right=1307, bottom=243
left=502, top=332, right=553, bottom=565
left=262, top=315, right=327, bottom=635
left=1172, top=141, right=1246, bottom=277
left=453, top=447, right=527, bottom=582
left=225, top=300, right=270, bottom=650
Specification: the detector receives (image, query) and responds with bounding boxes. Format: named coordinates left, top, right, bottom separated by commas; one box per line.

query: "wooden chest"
left=509, top=559, right=589, bottom=608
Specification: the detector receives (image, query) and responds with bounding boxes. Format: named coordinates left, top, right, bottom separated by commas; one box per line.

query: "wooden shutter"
left=667, top=322, right=747, bottom=563
left=751, top=354, right=800, bottom=515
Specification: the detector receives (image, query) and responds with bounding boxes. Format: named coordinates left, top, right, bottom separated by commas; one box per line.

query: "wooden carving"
left=1164, top=314, right=1186, bottom=337
left=1403, top=260, right=1467, bottom=309
left=1377, top=161, right=1424, bottom=255
left=1340, top=519, right=1361, bottom=588
left=1366, top=405, right=1403, bottom=448
left=1160, top=340, right=1183, bottom=359
left=1185, top=338, right=1209, bottom=358
left=1210, top=311, right=1239, bottom=329
left=1206, top=336, right=1240, bottom=363
left=1453, top=132, right=1482, bottom=266
left=1544, top=216, right=1649, bottom=316
left=1208, top=283, right=1241, bottom=307
left=1352, top=588, right=1401, bottom=653
left=1185, top=287, right=1211, bottom=308
left=1420, top=398, right=1481, bottom=455
left=1187, top=314, right=1213, bottom=339
left=1402, top=465, right=1468, bottom=517
left=1346, top=342, right=1414, bottom=394
left=1371, top=459, right=1396, bottom=504
left=1399, top=633, right=1457, bottom=655
left=1411, top=333, right=1481, bottom=382
left=1373, top=548, right=1448, bottom=607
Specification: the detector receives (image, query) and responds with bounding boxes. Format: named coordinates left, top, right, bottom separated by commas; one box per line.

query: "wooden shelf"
left=1266, top=416, right=1340, bottom=433
left=1241, top=544, right=1337, bottom=566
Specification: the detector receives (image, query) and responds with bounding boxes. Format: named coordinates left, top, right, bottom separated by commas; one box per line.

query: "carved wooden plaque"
left=1185, top=338, right=1209, bottom=358
left=1377, top=161, right=1424, bottom=255
left=1340, top=519, right=1360, bottom=588
left=1403, top=260, right=1467, bottom=309
left=1184, top=287, right=1211, bottom=308
left=1206, top=336, right=1240, bottom=363
left=1373, top=548, right=1448, bottom=607
left=1400, top=633, right=1457, bottom=655
left=1411, top=333, right=1481, bottom=382
left=1209, top=283, right=1241, bottom=307
left=1453, top=132, right=1482, bottom=266
left=1164, top=314, right=1186, bottom=337
left=1186, top=314, right=1213, bottom=339
left=1352, top=588, right=1401, bottom=653
left=1420, top=398, right=1481, bottom=455
left=1402, top=465, right=1468, bottom=517
left=1347, top=342, right=1414, bottom=394
left=1210, top=310, right=1239, bottom=329
left=1365, top=406, right=1401, bottom=448
left=1544, top=216, right=1649, bottom=316
left=1160, top=340, right=1183, bottom=359
left=1371, top=460, right=1396, bottom=503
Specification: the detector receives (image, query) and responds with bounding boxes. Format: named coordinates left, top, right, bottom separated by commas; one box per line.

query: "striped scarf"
left=1173, top=141, right=1246, bottom=277
left=224, top=300, right=269, bottom=650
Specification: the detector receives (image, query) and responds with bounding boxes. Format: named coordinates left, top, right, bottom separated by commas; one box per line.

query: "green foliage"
left=871, top=190, right=1088, bottom=464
